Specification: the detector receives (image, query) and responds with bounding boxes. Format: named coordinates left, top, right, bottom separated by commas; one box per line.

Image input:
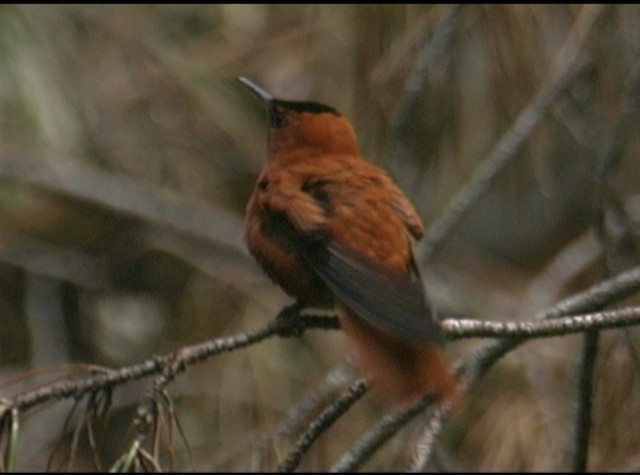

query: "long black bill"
left=238, top=77, right=273, bottom=104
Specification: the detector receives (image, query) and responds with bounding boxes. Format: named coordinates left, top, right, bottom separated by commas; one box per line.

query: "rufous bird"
left=239, top=77, right=454, bottom=406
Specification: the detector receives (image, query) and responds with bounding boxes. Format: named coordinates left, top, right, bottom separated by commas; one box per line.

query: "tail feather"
left=337, top=304, right=455, bottom=406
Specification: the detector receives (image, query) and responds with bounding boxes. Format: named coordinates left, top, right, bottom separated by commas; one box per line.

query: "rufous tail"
left=337, top=303, right=455, bottom=407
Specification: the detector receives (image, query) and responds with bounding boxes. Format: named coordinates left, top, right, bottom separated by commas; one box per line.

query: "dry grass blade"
left=2, top=409, right=19, bottom=473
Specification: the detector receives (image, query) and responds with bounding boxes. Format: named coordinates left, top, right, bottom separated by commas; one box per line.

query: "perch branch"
left=0, top=315, right=337, bottom=418
left=443, top=306, right=640, bottom=339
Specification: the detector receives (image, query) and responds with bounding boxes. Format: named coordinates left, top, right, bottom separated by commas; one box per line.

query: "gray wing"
left=301, top=239, right=443, bottom=345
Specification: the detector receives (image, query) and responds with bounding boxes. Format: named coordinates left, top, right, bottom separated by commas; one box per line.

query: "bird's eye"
left=269, top=107, right=285, bottom=127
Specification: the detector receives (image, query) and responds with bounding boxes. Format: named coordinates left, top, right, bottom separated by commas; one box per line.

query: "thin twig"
left=131, top=361, right=189, bottom=471
left=330, top=394, right=436, bottom=472
left=273, top=362, right=355, bottom=439
left=572, top=47, right=640, bottom=473
left=523, top=229, right=601, bottom=313
left=3, top=409, right=19, bottom=473
left=572, top=331, right=599, bottom=472
left=251, top=362, right=354, bottom=471
left=410, top=398, right=455, bottom=471
left=593, top=51, right=640, bottom=240
left=420, top=5, right=605, bottom=262
left=278, top=379, right=367, bottom=472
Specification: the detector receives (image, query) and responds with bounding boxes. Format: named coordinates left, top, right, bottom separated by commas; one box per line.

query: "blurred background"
left=0, top=4, right=639, bottom=471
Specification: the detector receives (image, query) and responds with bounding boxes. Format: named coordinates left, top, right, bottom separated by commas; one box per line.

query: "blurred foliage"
left=0, top=4, right=639, bottom=471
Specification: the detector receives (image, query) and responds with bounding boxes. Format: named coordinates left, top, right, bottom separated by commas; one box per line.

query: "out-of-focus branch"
left=420, top=4, right=606, bottom=262
left=572, top=331, right=598, bottom=472
left=0, top=231, right=108, bottom=288
left=385, top=5, right=461, bottom=169
left=330, top=394, right=436, bottom=472
left=413, top=263, right=640, bottom=470
left=251, top=362, right=355, bottom=470
left=0, top=152, right=246, bottom=255
left=523, top=229, right=601, bottom=312
left=278, top=379, right=367, bottom=473
left=272, top=362, right=355, bottom=439
left=572, top=47, right=640, bottom=474
left=593, top=52, right=640, bottom=241
left=411, top=398, right=454, bottom=471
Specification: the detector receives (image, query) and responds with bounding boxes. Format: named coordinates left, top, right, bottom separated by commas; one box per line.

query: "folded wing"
left=302, top=239, right=443, bottom=345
